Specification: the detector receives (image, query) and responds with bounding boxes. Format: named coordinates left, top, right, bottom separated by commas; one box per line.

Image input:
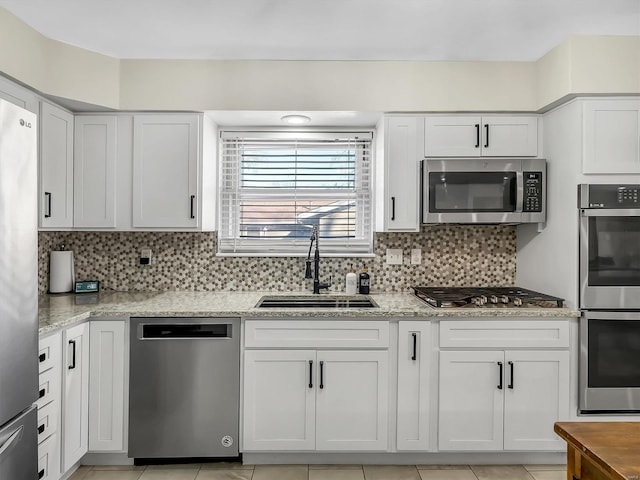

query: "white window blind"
left=219, top=131, right=373, bottom=255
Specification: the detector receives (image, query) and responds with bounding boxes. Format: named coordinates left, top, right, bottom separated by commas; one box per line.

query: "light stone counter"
left=38, top=291, right=580, bottom=336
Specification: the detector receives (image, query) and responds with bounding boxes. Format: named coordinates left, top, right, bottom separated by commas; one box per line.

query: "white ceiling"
left=1, top=0, right=639, bottom=61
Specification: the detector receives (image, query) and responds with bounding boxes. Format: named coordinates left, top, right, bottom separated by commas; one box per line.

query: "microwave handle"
left=515, top=171, right=524, bottom=213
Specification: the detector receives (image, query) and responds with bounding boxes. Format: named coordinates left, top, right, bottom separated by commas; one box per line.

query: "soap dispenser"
left=345, top=264, right=357, bottom=295
left=358, top=263, right=370, bottom=294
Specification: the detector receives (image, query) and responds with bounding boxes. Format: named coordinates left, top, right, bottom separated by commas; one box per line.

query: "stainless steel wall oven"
left=579, top=184, right=640, bottom=413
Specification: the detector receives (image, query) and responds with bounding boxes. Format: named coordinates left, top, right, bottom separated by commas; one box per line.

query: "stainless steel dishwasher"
left=129, top=317, right=240, bottom=460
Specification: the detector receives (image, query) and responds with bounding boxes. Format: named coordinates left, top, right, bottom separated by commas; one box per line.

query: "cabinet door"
left=481, top=116, right=538, bottom=157
left=74, top=116, right=117, bottom=228
left=40, top=102, right=74, bottom=228
left=62, top=322, right=89, bottom=471
left=316, top=350, right=388, bottom=451
left=88, top=321, right=126, bottom=452
left=0, top=76, right=38, bottom=113
left=385, top=117, right=420, bottom=231
left=503, top=350, right=569, bottom=451
left=438, top=350, right=504, bottom=451
left=583, top=100, right=640, bottom=174
left=132, top=115, right=199, bottom=228
left=397, top=322, right=430, bottom=451
left=243, top=350, right=316, bottom=451
left=424, top=116, right=482, bottom=157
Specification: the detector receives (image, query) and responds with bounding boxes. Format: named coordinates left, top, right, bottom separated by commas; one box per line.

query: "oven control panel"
left=522, top=172, right=543, bottom=212
left=580, top=184, right=640, bottom=208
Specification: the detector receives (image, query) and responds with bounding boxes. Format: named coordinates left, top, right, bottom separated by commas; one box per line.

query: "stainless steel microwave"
left=421, top=158, right=546, bottom=224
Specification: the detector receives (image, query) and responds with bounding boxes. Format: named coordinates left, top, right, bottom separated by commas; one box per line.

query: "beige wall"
left=119, top=59, right=537, bottom=111
left=0, top=5, right=638, bottom=112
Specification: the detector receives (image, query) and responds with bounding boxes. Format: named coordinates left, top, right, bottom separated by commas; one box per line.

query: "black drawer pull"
left=39, top=353, right=46, bottom=363
left=38, top=424, right=45, bottom=434
left=308, top=360, right=313, bottom=389
left=508, top=361, right=514, bottom=389
left=319, top=361, right=324, bottom=389
left=190, top=195, right=196, bottom=219
left=44, top=192, right=52, bottom=218
left=391, top=196, right=396, bottom=221
left=484, top=124, right=490, bottom=148
left=39, top=388, right=46, bottom=399
left=475, top=123, right=480, bottom=148
left=39, top=469, right=45, bottom=479
left=497, top=361, right=503, bottom=390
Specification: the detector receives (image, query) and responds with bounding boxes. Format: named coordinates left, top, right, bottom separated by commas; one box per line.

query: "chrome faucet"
left=305, top=225, right=331, bottom=294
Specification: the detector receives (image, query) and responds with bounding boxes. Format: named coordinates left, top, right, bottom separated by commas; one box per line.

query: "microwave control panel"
left=523, top=172, right=543, bottom=212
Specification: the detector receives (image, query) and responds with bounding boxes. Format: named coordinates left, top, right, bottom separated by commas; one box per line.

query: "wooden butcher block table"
left=554, top=422, right=640, bottom=480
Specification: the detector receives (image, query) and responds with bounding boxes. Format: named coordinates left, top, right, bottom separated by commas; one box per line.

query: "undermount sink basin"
left=255, top=295, right=379, bottom=309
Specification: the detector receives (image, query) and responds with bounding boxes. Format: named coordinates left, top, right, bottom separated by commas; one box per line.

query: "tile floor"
left=67, top=463, right=567, bottom=480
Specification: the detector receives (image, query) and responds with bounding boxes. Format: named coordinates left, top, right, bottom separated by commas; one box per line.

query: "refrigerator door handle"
left=0, top=425, right=24, bottom=459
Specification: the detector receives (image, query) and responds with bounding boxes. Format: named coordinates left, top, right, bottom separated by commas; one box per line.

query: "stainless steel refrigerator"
left=0, top=99, right=38, bottom=479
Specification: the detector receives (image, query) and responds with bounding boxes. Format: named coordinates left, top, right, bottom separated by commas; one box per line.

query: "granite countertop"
left=38, top=291, right=580, bottom=336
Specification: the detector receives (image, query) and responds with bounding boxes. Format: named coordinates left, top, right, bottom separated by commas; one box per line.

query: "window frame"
left=217, top=129, right=374, bottom=257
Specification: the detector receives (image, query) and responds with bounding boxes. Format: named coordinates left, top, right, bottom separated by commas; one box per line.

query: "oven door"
left=580, top=310, right=640, bottom=413
left=422, top=158, right=523, bottom=223
left=580, top=209, right=640, bottom=309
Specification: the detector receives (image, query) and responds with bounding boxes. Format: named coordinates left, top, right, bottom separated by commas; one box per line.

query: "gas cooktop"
left=412, top=286, right=564, bottom=309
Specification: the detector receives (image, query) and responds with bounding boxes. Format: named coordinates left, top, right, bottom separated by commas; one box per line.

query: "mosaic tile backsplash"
left=38, top=226, right=516, bottom=295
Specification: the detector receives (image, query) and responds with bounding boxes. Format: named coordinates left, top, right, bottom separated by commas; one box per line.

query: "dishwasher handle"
left=140, top=323, right=233, bottom=339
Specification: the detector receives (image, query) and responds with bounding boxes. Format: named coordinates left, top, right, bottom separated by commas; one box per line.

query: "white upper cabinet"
left=40, top=102, right=73, bottom=229
left=73, top=116, right=117, bottom=228
left=583, top=99, right=640, bottom=174
left=384, top=116, right=422, bottom=232
left=425, top=115, right=538, bottom=157
left=0, top=76, right=38, bottom=113
left=132, top=114, right=199, bottom=229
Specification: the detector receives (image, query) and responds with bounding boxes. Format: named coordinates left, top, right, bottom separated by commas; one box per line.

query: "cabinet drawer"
left=38, top=433, right=59, bottom=480
left=245, top=320, right=389, bottom=348
left=440, top=320, right=569, bottom=348
left=36, top=368, right=58, bottom=410
left=39, top=333, right=61, bottom=374
left=37, top=402, right=58, bottom=444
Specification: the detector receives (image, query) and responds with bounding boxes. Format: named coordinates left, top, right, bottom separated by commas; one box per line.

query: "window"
left=218, top=131, right=373, bottom=255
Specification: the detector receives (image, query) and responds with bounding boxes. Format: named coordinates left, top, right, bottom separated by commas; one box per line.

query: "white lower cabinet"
left=243, top=350, right=316, bottom=451
left=243, top=320, right=389, bottom=452
left=438, top=349, right=569, bottom=451
left=396, top=321, right=431, bottom=451
left=62, top=322, right=90, bottom=471
left=88, top=320, right=126, bottom=452
left=37, top=333, right=62, bottom=480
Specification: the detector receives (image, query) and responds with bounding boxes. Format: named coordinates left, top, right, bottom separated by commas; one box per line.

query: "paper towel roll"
left=49, top=250, right=75, bottom=293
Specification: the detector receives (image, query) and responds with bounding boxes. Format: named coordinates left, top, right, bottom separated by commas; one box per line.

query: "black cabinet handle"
left=68, top=340, right=76, bottom=370
left=319, top=361, right=324, bottom=389
left=391, top=197, right=396, bottom=221
left=475, top=124, right=480, bottom=148
left=39, top=353, right=46, bottom=363
left=190, top=195, right=196, bottom=219
left=44, top=192, right=52, bottom=218
left=411, top=333, right=417, bottom=361
left=508, top=361, right=514, bottom=389
left=484, top=124, right=489, bottom=148
left=308, top=360, right=313, bottom=389
left=39, top=388, right=46, bottom=399
left=497, top=361, right=503, bottom=389
left=39, top=469, right=45, bottom=479
left=38, top=424, right=45, bottom=435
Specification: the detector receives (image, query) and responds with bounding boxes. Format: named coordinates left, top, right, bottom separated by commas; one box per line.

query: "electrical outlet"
left=386, top=248, right=403, bottom=265
left=140, top=248, right=152, bottom=265
left=411, top=248, right=422, bottom=265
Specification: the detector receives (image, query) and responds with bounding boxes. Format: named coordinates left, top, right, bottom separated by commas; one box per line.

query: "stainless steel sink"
left=255, top=295, right=379, bottom=309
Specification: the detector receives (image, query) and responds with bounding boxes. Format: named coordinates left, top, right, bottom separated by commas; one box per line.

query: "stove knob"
left=489, top=295, right=499, bottom=304
left=479, top=295, right=488, bottom=305
left=500, top=295, right=510, bottom=304
left=513, top=297, right=523, bottom=307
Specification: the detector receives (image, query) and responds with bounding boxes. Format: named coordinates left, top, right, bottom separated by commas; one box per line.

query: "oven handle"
left=582, top=310, right=640, bottom=321
left=515, top=172, right=524, bottom=213
left=580, top=208, right=640, bottom=217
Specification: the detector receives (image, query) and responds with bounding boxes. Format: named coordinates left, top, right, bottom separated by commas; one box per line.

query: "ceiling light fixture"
left=281, top=114, right=311, bottom=125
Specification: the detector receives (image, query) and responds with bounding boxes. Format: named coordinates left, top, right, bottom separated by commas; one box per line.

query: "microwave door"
left=425, top=170, right=518, bottom=223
